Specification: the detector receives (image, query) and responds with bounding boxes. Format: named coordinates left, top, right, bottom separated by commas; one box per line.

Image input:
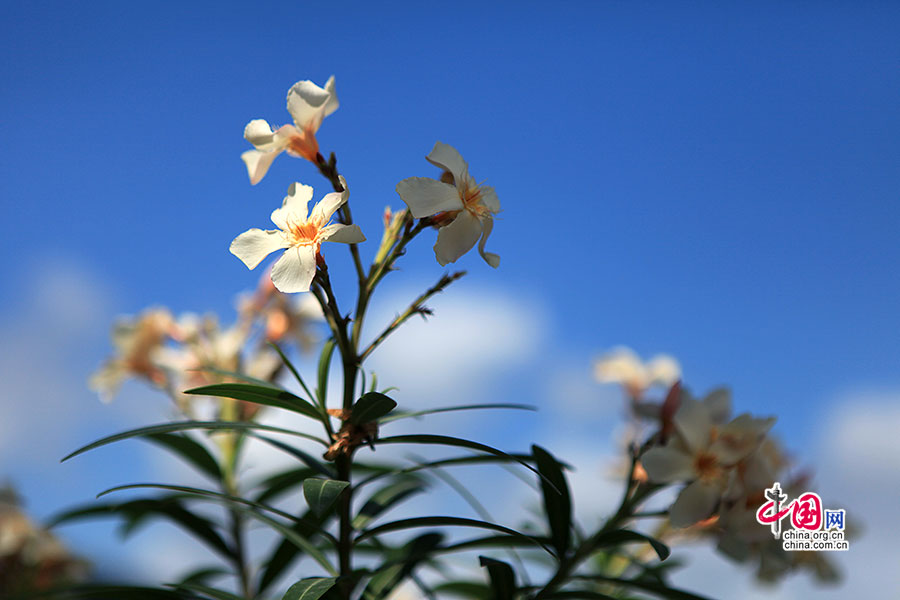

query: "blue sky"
left=2, top=1, right=899, bottom=597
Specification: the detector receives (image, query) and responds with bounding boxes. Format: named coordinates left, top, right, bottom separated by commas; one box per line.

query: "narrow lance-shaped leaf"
left=351, top=392, right=397, bottom=424
left=255, top=509, right=334, bottom=595
left=362, top=533, right=443, bottom=600
left=356, top=516, right=553, bottom=556
left=380, top=403, right=536, bottom=424
left=48, top=497, right=232, bottom=560
left=249, top=434, right=335, bottom=477
left=478, top=556, right=516, bottom=600
left=43, top=585, right=203, bottom=599
left=170, top=583, right=244, bottom=600
left=532, top=444, right=572, bottom=558
left=582, top=575, right=713, bottom=600
left=316, top=338, right=336, bottom=408
left=352, top=478, right=426, bottom=530
left=61, top=420, right=328, bottom=462
left=283, top=577, right=338, bottom=600
left=144, top=432, right=222, bottom=481
left=589, top=529, right=670, bottom=561
left=185, top=383, right=322, bottom=421
left=269, top=341, right=317, bottom=402
left=303, top=478, right=349, bottom=516
left=99, top=483, right=338, bottom=576
left=373, top=434, right=559, bottom=494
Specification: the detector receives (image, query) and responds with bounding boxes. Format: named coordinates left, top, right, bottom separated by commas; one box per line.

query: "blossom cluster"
left=231, top=78, right=501, bottom=294
left=90, top=274, right=322, bottom=411
left=0, top=486, right=85, bottom=595
left=595, top=347, right=842, bottom=584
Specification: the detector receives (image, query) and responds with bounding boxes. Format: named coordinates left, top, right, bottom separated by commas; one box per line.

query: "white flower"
left=229, top=178, right=365, bottom=293
left=641, top=396, right=774, bottom=527
left=396, top=142, right=501, bottom=267
left=89, top=308, right=176, bottom=402
left=241, top=76, right=339, bottom=184
left=593, top=346, right=681, bottom=397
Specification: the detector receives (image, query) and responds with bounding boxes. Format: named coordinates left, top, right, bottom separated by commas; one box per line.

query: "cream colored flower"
left=89, top=308, right=176, bottom=402
left=593, top=346, right=681, bottom=397
left=641, top=395, right=774, bottom=527
left=230, top=178, right=365, bottom=293
left=241, top=76, right=339, bottom=184
left=396, top=142, right=500, bottom=267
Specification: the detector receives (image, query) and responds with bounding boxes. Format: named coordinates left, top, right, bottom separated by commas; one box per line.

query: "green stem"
left=358, top=271, right=465, bottom=363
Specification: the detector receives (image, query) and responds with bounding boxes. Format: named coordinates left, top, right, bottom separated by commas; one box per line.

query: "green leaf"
left=171, top=583, right=244, bottom=600
left=373, top=435, right=557, bottom=494
left=362, top=533, right=443, bottom=600
left=543, top=592, right=619, bottom=600
left=352, top=479, right=425, bottom=530
left=303, top=478, right=349, bottom=515
left=532, top=445, right=572, bottom=558
left=250, top=434, right=335, bottom=478
left=144, top=432, right=222, bottom=480
left=351, top=392, right=397, bottom=424
left=269, top=341, right=316, bottom=401
left=589, top=529, right=670, bottom=561
left=253, top=467, right=319, bottom=505
left=33, top=585, right=202, bottom=599
left=362, top=531, right=444, bottom=600
left=256, top=511, right=334, bottom=595
left=437, top=534, right=552, bottom=554
left=316, top=338, right=336, bottom=407
left=432, top=581, right=491, bottom=600
left=49, top=497, right=232, bottom=559
left=185, top=383, right=322, bottom=421
left=100, top=484, right=337, bottom=576
left=380, top=403, right=536, bottom=424
left=283, top=577, right=338, bottom=600
left=579, top=575, right=712, bottom=600
left=479, top=556, right=516, bottom=600
left=187, top=366, right=286, bottom=389
left=356, top=516, right=552, bottom=555
left=61, top=420, right=328, bottom=462
left=175, top=567, right=229, bottom=586
left=97, top=483, right=301, bottom=525
left=356, top=454, right=539, bottom=490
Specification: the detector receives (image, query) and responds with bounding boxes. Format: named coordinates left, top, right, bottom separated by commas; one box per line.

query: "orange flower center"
left=694, top=451, right=721, bottom=482
left=286, top=215, right=326, bottom=253
left=459, top=180, right=491, bottom=219
left=286, top=126, right=320, bottom=162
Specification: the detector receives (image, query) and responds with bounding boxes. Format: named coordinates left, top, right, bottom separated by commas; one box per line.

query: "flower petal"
left=271, top=182, right=315, bottom=229
left=320, top=223, right=365, bottom=244
left=243, top=119, right=274, bottom=147
left=479, top=185, right=501, bottom=214
left=270, top=245, right=317, bottom=293
left=641, top=446, right=695, bottom=483
left=230, top=229, right=288, bottom=269
left=645, top=355, right=681, bottom=387
left=241, top=149, right=282, bottom=185
left=395, top=177, right=462, bottom=218
left=434, top=210, right=482, bottom=266
left=322, top=75, right=339, bottom=118
left=310, top=190, right=347, bottom=224
left=701, top=387, right=732, bottom=424
left=673, top=396, right=713, bottom=453
left=426, top=141, right=468, bottom=186
left=668, top=480, right=721, bottom=527
left=710, top=414, right=775, bottom=464
left=477, top=216, right=500, bottom=268
left=287, top=79, right=333, bottom=132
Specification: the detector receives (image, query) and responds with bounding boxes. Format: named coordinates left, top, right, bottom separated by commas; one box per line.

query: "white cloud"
left=365, top=286, right=546, bottom=405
